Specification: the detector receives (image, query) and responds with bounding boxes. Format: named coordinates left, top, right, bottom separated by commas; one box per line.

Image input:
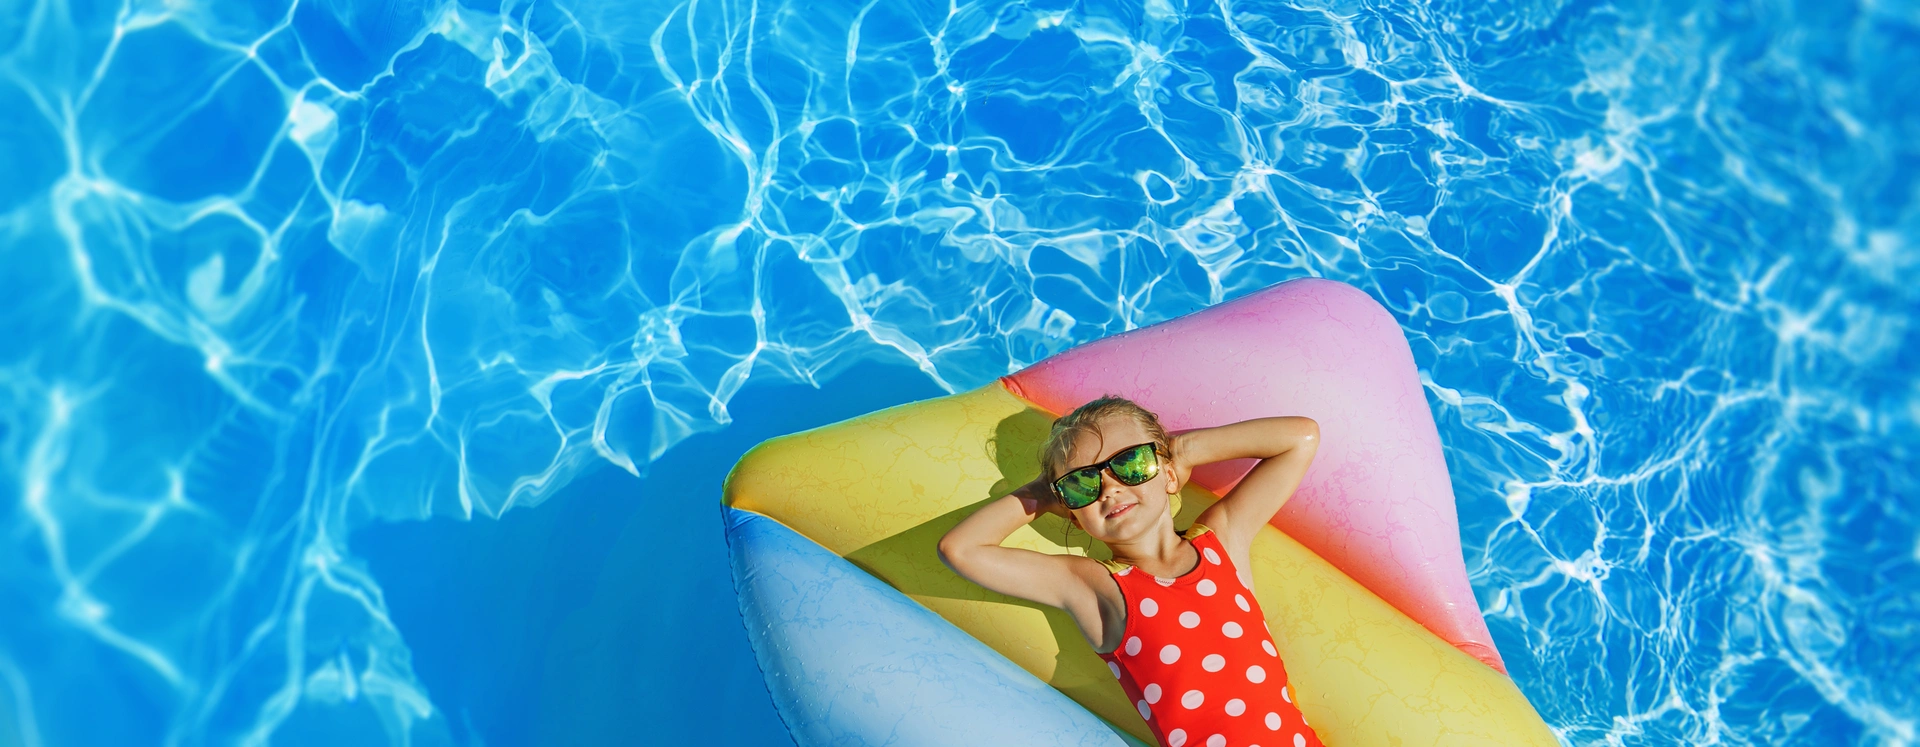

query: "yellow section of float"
left=723, top=382, right=1557, bottom=746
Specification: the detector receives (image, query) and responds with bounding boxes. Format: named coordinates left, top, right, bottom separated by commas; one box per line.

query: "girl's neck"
left=1108, top=523, right=1196, bottom=578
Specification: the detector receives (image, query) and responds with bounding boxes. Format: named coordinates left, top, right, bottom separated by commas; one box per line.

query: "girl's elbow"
left=936, top=536, right=970, bottom=569
left=1265, top=417, right=1317, bottom=455
left=1283, top=416, right=1318, bottom=446
left=937, top=544, right=984, bottom=582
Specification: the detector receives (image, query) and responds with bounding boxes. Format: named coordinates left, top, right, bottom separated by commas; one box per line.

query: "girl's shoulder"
left=1091, top=554, right=1132, bottom=575
left=1184, top=521, right=1254, bottom=584
left=1182, top=523, right=1220, bottom=554
left=1067, top=553, right=1129, bottom=588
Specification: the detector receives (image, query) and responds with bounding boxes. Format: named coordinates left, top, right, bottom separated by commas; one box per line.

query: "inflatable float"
left=721, top=279, right=1556, bottom=745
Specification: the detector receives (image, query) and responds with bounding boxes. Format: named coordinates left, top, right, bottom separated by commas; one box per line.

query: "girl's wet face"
left=1059, top=417, right=1178, bottom=542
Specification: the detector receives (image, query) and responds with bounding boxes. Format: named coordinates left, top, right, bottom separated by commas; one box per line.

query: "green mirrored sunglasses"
left=1050, top=442, right=1163, bottom=510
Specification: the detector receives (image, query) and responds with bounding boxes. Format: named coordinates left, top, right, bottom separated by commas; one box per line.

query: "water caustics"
left=0, top=0, right=1915, bottom=744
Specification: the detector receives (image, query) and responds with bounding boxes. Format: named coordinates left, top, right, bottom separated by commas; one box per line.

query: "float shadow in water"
left=352, top=359, right=946, bottom=745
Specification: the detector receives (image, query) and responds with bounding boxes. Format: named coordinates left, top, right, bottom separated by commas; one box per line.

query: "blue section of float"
left=724, top=507, right=1139, bottom=747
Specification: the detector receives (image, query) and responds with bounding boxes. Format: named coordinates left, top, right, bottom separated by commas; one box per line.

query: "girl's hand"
left=1167, top=433, right=1196, bottom=493
left=1012, top=475, right=1070, bottom=519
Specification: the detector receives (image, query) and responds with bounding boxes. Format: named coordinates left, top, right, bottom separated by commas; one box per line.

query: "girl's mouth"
left=1105, top=502, right=1136, bottom=519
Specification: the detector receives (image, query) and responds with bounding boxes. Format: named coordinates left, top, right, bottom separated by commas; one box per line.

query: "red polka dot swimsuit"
left=1098, top=524, right=1324, bottom=747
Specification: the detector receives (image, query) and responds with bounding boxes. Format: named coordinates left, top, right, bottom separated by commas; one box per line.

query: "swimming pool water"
left=2, top=0, right=1915, bottom=744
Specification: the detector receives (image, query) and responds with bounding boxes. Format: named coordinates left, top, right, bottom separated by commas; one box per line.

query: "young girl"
left=938, top=396, right=1325, bottom=747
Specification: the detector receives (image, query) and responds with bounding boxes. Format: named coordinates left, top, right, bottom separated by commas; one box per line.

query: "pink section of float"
left=1002, top=278, right=1505, bottom=672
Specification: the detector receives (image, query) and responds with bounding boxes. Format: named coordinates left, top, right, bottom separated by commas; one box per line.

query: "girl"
left=938, top=396, right=1325, bottom=747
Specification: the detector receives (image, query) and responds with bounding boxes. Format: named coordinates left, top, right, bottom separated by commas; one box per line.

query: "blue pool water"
left=2, top=0, right=1916, bottom=743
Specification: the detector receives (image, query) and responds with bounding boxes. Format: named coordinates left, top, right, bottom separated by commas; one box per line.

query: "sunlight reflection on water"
left=0, top=0, right=1915, bottom=743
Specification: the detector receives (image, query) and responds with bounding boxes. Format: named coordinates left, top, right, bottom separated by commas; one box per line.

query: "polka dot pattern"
left=1096, top=524, right=1323, bottom=747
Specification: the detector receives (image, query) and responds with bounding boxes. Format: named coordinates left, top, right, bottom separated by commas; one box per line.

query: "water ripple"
left=1, top=0, right=1915, bottom=744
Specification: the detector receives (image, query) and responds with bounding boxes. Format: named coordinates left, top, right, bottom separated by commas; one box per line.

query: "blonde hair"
left=1039, top=396, right=1174, bottom=482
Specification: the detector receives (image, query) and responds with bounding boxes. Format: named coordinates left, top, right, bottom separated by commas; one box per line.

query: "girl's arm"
left=937, top=478, right=1103, bottom=612
left=1183, top=416, right=1320, bottom=562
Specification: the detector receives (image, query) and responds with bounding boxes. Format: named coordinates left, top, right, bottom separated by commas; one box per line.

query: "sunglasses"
left=1050, top=442, right=1164, bottom=510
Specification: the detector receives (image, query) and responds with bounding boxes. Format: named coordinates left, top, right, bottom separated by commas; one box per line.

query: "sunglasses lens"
left=1058, top=468, right=1102, bottom=509
left=1054, top=444, right=1162, bottom=511
left=1110, top=444, right=1159, bottom=485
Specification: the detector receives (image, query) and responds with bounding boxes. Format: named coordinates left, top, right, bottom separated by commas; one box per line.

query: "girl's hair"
left=1039, top=396, right=1174, bottom=482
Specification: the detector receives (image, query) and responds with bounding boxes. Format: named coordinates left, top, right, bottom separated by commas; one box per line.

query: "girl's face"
left=1058, top=416, right=1181, bottom=544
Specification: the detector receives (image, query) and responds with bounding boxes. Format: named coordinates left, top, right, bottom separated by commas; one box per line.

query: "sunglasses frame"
left=1050, top=442, right=1165, bottom=510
